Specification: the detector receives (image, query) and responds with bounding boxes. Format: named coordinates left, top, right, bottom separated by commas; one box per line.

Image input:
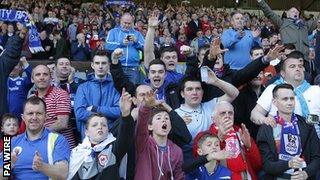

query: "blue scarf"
left=274, top=113, right=302, bottom=161
left=274, top=77, right=311, bottom=118
left=0, top=9, right=44, bottom=53
left=288, top=18, right=305, bottom=28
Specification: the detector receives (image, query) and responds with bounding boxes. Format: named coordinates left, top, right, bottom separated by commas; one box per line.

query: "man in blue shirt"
left=221, top=11, right=261, bottom=70
left=0, top=96, right=70, bottom=180
left=105, top=13, right=144, bottom=84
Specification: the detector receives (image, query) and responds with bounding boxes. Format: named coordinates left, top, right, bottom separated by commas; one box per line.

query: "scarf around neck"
left=274, top=77, right=311, bottom=118
left=67, top=134, right=116, bottom=179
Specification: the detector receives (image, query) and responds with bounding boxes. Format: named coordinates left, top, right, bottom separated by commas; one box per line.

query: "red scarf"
left=210, top=124, right=249, bottom=180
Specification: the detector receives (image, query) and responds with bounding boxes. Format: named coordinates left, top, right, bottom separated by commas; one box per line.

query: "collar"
left=179, top=104, right=202, bottom=114
left=35, top=86, right=53, bottom=98
left=23, top=128, right=49, bottom=141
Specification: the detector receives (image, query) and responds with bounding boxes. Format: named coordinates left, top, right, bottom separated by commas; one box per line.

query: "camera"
left=126, top=35, right=132, bottom=41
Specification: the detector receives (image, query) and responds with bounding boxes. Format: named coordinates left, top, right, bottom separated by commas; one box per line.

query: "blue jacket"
left=221, top=28, right=260, bottom=70
left=7, top=65, right=33, bottom=119
left=105, top=26, right=144, bottom=67
left=74, top=74, right=121, bottom=139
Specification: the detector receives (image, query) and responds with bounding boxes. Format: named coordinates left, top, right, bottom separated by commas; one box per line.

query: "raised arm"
left=144, top=11, right=159, bottom=69
left=205, top=67, right=239, bottom=102
left=1, top=31, right=26, bottom=77
left=113, top=88, right=135, bottom=160
left=256, top=0, right=283, bottom=27
left=135, top=91, right=160, bottom=153
left=110, top=48, right=136, bottom=96
left=232, top=44, right=284, bottom=87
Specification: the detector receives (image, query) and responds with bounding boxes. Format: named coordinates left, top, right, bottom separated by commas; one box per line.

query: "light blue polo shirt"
left=0, top=128, right=70, bottom=180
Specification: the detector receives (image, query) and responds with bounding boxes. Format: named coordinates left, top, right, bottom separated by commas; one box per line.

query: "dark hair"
left=148, top=58, right=167, bottom=70
left=279, top=50, right=304, bottom=71
left=272, top=83, right=294, bottom=98
left=23, top=96, right=47, bottom=112
left=287, top=50, right=304, bottom=60
left=55, top=57, right=70, bottom=65
left=250, top=46, right=263, bottom=56
left=1, top=113, right=19, bottom=127
left=160, top=46, right=177, bottom=58
left=92, top=50, right=109, bottom=61
left=148, top=107, right=169, bottom=125
left=230, top=11, right=242, bottom=18
left=283, top=43, right=296, bottom=50
left=85, top=113, right=107, bottom=129
left=180, top=76, right=203, bottom=93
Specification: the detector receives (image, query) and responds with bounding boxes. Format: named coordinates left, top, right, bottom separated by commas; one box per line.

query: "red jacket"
left=210, top=124, right=262, bottom=180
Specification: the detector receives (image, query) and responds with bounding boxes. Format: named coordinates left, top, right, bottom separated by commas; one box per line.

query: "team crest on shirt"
left=98, top=154, right=108, bottom=167
left=284, top=133, right=299, bottom=155
left=225, top=137, right=240, bottom=158
left=13, top=146, right=22, bottom=155
left=16, top=81, right=21, bottom=86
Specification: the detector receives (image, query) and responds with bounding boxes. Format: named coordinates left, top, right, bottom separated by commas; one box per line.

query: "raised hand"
left=111, top=48, right=123, bottom=64
left=120, top=88, right=133, bottom=117
left=143, top=90, right=160, bottom=108
left=182, top=114, right=192, bottom=125
left=239, top=124, right=251, bottom=149
left=180, top=45, right=193, bottom=57
left=11, top=147, right=21, bottom=168
left=209, top=38, right=228, bottom=60
left=217, top=118, right=233, bottom=140
left=265, top=44, right=285, bottom=62
left=32, top=151, right=44, bottom=171
left=148, top=10, right=159, bottom=28
left=206, top=67, right=220, bottom=85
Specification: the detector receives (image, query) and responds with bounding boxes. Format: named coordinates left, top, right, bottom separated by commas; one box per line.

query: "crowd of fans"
left=1, top=0, right=320, bottom=179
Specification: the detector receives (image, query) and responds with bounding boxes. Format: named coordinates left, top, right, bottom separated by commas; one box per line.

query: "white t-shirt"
left=257, top=84, right=320, bottom=136
left=175, top=98, right=218, bottom=139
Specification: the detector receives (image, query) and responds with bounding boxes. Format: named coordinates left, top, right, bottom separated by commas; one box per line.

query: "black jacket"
left=190, top=54, right=269, bottom=99
left=233, top=84, right=265, bottom=139
left=256, top=115, right=320, bottom=179
left=0, top=35, right=24, bottom=117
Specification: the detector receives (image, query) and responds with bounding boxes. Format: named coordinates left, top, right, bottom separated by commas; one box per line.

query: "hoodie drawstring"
left=156, top=145, right=174, bottom=180
left=167, top=146, right=174, bottom=180
left=156, top=145, right=164, bottom=180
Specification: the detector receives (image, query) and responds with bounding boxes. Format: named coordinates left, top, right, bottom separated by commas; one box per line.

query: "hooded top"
left=134, top=106, right=184, bottom=180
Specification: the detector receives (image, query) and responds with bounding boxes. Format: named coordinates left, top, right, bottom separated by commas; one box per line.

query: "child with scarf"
left=257, top=83, right=320, bottom=179
left=209, top=101, right=262, bottom=180
left=134, top=90, right=184, bottom=180
left=67, top=88, right=135, bottom=180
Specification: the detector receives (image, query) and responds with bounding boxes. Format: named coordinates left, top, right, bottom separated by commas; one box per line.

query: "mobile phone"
left=306, top=114, right=320, bottom=124
left=126, top=35, right=131, bottom=41
left=200, top=66, right=209, bottom=83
